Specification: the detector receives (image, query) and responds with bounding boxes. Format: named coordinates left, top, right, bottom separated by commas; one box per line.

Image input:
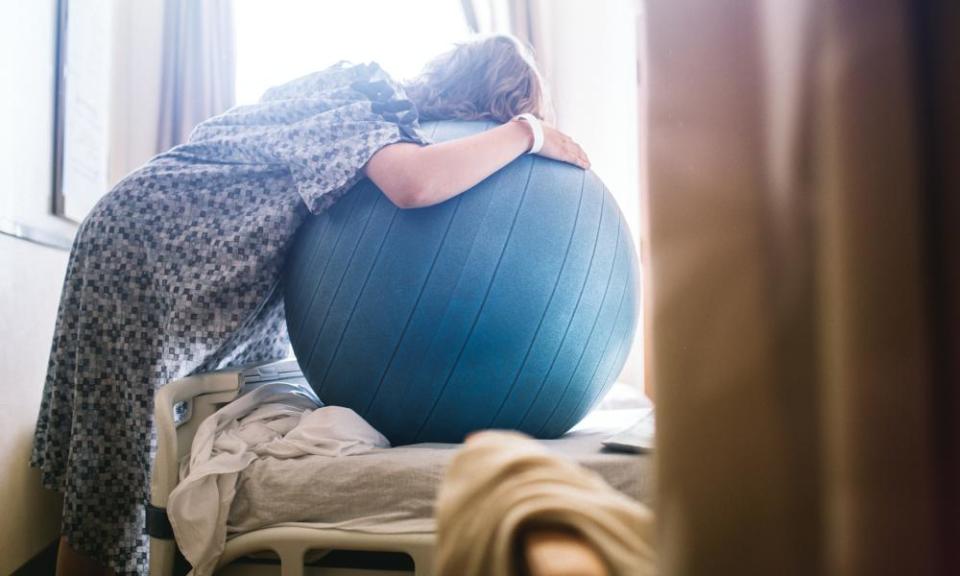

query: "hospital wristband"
left=513, top=113, right=544, bottom=155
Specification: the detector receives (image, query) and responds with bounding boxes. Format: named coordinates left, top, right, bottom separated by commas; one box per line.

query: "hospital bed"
left=148, top=360, right=652, bottom=575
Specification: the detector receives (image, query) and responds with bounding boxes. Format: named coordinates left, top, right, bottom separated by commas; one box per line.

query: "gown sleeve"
left=165, top=61, right=430, bottom=214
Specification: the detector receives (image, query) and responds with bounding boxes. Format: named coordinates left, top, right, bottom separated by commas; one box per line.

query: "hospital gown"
left=30, top=61, right=427, bottom=575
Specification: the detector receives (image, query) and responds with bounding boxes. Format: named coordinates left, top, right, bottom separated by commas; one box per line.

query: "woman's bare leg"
left=56, top=536, right=115, bottom=576
left=523, top=528, right=608, bottom=576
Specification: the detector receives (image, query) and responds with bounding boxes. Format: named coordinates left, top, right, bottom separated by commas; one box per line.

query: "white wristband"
left=514, top=113, right=544, bottom=155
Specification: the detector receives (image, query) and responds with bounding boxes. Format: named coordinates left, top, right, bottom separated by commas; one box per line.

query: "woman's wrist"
left=506, top=118, right=536, bottom=155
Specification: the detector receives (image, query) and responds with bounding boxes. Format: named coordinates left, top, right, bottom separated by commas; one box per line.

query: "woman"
left=34, top=34, right=589, bottom=574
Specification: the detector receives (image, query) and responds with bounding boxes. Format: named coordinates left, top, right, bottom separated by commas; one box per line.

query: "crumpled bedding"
left=167, top=382, right=389, bottom=575
left=226, top=389, right=653, bottom=536
left=169, top=383, right=653, bottom=575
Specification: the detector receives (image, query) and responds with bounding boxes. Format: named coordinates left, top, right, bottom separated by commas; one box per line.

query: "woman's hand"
left=518, top=120, right=591, bottom=170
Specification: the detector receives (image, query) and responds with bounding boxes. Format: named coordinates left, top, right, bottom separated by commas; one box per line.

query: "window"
left=234, top=0, right=470, bottom=105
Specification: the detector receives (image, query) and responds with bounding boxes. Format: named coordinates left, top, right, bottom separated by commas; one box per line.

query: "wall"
left=0, top=237, right=67, bottom=572
left=0, top=1, right=69, bottom=571
left=538, top=0, right=645, bottom=389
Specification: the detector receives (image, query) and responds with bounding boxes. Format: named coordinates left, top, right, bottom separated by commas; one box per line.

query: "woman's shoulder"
left=259, top=61, right=397, bottom=103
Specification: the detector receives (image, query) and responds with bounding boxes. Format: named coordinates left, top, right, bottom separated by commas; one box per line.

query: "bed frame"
left=149, top=369, right=435, bottom=576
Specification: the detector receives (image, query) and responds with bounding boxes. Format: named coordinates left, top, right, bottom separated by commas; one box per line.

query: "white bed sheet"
left=227, top=398, right=654, bottom=537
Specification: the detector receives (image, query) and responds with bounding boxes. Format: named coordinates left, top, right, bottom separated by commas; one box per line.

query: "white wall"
left=0, top=1, right=69, bottom=571
left=539, top=0, right=640, bottom=248
left=538, top=0, right=644, bottom=389
left=0, top=237, right=67, bottom=572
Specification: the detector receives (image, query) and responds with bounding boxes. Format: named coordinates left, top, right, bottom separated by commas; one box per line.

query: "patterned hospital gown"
left=30, top=62, right=428, bottom=575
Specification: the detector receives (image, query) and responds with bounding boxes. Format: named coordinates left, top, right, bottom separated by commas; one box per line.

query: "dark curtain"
left=644, top=0, right=960, bottom=574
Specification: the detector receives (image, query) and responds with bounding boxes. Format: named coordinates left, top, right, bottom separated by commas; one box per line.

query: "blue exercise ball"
left=283, top=120, right=639, bottom=445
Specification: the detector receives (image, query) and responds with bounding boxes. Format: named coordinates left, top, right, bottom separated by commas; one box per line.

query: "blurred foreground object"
left=434, top=430, right=654, bottom=576
left=645, top=0, right=960, bottom=574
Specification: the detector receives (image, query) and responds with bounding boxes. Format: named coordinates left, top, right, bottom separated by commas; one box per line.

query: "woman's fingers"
left=538, top=124, right=591, bottom=170
left=565, top=141, right=590, bottom=170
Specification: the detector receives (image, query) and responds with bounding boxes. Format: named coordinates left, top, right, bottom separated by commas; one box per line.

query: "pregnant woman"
left=33, top=35, right=589, bottom=575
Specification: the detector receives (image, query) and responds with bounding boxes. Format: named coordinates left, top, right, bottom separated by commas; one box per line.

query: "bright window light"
left=234, top=0, right=471, bottom=105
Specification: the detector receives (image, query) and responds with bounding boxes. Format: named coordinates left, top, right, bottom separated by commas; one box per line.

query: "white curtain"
left=156, top=0, right=235, bottom=150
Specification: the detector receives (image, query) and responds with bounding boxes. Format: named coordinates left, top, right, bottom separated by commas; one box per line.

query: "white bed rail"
left=151, top=370, right=244, bottom=576
left=217, top=526, right=433, bottom=576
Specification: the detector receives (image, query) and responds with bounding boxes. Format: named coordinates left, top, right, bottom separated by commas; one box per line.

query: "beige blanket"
left=435, top=430, right=656, bottom=576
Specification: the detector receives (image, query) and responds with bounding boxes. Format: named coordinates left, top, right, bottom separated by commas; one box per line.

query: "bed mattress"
left=227, top=402, right=653, bottom=537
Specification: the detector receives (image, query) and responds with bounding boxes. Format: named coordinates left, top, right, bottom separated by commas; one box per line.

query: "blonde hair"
left=403, top=35, right=546, bottom=123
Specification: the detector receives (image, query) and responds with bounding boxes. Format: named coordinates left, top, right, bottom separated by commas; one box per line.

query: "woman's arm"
left=364, top=119, right=590, bottom=209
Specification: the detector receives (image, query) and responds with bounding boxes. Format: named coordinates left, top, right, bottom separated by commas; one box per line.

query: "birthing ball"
left=283, top=121, right=639, bottom=445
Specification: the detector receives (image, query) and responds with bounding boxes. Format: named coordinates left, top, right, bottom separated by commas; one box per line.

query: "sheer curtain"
left=156, top=0, right=235, bottom=150
left=645, top=0, right=959, bottom=574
